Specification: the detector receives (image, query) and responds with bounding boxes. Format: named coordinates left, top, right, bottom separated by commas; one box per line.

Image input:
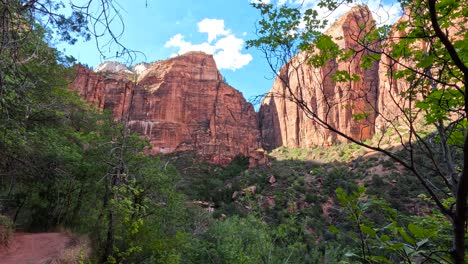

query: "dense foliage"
left=0, top=4, right=191, bottom=261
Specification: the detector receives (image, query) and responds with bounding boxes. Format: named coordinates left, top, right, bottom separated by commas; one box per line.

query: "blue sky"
left=55, top=0, right=401, bottom=108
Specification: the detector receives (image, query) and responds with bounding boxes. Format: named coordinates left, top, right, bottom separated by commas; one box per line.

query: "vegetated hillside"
left=165, top=128, right=452, bottom=262
left=247, top=2, right=467, bottom=260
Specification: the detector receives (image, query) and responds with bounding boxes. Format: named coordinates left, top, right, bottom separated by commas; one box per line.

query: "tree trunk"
left=102, top=209, right=114, bottom=262
left=101, top=173, right=116, bottom=262
left=452, top=103, right=468, bottom=263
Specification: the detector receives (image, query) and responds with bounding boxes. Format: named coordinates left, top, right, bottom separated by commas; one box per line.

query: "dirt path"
left=0, top=232, right=72, bottom=264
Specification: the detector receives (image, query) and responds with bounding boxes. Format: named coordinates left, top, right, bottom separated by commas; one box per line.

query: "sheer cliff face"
left=376, top=11, right=467, bottom=131
left=71, top=52, right=260, bottom=165
left=259, top=6, right=380, bottom=150
left=375, top=13, right=413, bottom=131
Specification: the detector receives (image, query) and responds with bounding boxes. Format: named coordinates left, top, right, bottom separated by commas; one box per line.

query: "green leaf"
left=416, top=238, right=429, bottom=248
left=357, top=185, right=366, bottom=194
left=448, top=130, right=465, bottom=145
left=360, top=225, right=377, bottom=237
left=352, top=113, right=368, bottom=121
left=415, top=55, right=434, bottom=68
left=415, top=100, right=429, bottom=110
left=329, top=225, right=340, bottom=233
left=408, top=223, right=424, bottom=239
left=380, top=235, right=390, bottom=242
left=403, top=244, right=415, bottom=255
left=385, top=243, right=404, bottom=250
left=368, top=255, right=392, bottom=263
left=398, top=228, right=416, bottom=245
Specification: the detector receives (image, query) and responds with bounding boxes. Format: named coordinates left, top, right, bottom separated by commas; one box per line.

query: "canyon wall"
left=259, top=6, right=380, bottom=150
left=71, top=5, right=465, bottom=163
left=375, top=11, right=467, bottom=131
left=259, top=4, right=468, bottom=151
left=71, top=52, right=261, bottom=165
left=375, top=11, right=421, bottom=131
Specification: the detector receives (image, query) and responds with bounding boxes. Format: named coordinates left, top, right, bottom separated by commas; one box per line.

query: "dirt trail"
left=0, top=232, right=72, bottom=264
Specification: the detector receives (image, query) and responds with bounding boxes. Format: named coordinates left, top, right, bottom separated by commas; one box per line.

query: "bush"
left=0, top=214, right=14, bottom=246
left=305, top=193, right=318, bottom=203
left=185, top=215, right=275, bottom=263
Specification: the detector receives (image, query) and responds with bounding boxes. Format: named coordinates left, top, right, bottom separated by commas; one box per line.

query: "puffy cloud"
left=165, top=34, right=216, bottom=54
left=197, top=18, right=230, bottom=43
left=165, top=19, right=252, bottom=71
left=214, top=35, right=252, bottom=70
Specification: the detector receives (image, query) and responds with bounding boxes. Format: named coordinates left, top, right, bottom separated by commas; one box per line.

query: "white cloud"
left=214, top=35, right=252, bottom=70
left=197, top=18, right=230, bottom=43
left=165, top=34, right=216, bottom=54
left=165, top=19, right=252, bottom=71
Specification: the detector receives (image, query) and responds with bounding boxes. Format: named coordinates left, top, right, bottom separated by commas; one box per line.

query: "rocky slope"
left=259, top=6, right=380, bottom=150
left=71, top=52, right=261, bottom=165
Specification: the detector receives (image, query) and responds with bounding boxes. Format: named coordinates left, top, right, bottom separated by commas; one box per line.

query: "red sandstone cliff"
left=259, top=6, right=380, bottom=150
left=260, top=4, right=467, bottom=151
left=71, top=52, right=261, bottom=165
left=376, top=9, right=468, bottom=131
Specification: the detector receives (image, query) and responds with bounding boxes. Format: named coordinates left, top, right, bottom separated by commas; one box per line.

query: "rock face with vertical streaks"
left=71, top=52, right=260, bottom=165
left=375, top=10, right=468, bottom=131
left=259, top=5, right=380, bottom=150
left=375, top=10, right=420, bottom=131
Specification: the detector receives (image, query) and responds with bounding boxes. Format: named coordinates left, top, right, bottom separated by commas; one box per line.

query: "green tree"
left=1, top=0, right=140, bottom=129
left=187, top=215, right=276, bottom=263
left=0, top=3, right=195, bottom=263
left=248, top=0, right=468, bottom=263
left=332, top=186, right=453, bottom=263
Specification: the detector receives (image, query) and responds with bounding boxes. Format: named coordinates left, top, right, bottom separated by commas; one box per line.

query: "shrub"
left=50, top=234, right=92, bottom=264
left=380, top=159, right=395, bottom=169
left=305, top=193, right=318, bottom=203
left=192, top=215, right=275, bottom=263
left=0, top=214, right=14, bottom=246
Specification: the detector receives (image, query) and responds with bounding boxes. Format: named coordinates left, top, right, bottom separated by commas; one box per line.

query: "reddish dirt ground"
left=0, top=232, right=72, bottom=264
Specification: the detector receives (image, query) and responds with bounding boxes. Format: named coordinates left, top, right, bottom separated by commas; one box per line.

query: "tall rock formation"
left=376, top=8, right=468, bottom=132
left=259, top=5, right=380, bottom=150
left=71, top=52, right=261, bottom=165
left=376, top=10, right=420, bottom=131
